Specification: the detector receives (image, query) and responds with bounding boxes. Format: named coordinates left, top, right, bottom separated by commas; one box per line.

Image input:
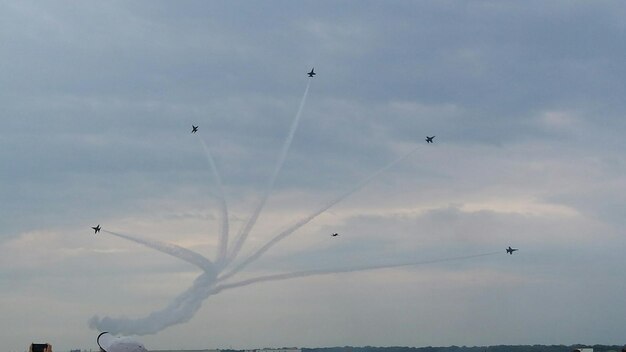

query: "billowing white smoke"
left=90, top=271, right=218, bottom=335
left=97, top=332, right=148, bottom=352
left=89, top=231, right=219, bottom=334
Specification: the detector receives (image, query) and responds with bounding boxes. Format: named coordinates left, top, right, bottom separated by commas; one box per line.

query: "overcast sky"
left=2, top=1, right=626, bottom=351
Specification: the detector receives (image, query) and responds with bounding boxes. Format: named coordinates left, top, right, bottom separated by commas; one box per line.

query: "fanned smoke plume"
left=219, top=144, right=421, bottom=282
left=90, top=75, right=501, bottom=336
left=90, top=271, right=218, bottom=335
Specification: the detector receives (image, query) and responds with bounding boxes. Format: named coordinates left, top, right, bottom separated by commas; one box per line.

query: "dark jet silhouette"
left=506, top=246, right=518, bottom=255
left=191, top=125, right=198, bottom=133
left=92, top=225, right=101, bottom=234
left=426, top=136, right=435, bottom=143
left=331, top=233, right=339, bottom=237
left=308, top=68, right=316, bottom=77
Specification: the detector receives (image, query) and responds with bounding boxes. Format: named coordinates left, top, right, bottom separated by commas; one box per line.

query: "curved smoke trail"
left=227, top=80, right=312, bottom=265
left=218, top=144, right=422, bottom=282
left=197, top=137, right=230, bottom=268
left=103, top=230, right=216, bottom=276
left=91, top=231, right=221, bottom=334
left=89, top=271, right=218, bottom=335
left=215, top=251, right=502, bottom=292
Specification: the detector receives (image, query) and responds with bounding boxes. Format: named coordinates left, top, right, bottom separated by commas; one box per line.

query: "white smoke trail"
left=103, top=230, right=216, bottom=276
left=89, top=271, right=218, bottom=335
left=219, top=145, right=421, bottom=282
left=227, top=80, right=312, bottom=264
left=91, top=231, right=222, bottom=334
left=197, top=137, right=230, bottom=268
left=215, top=251, right=502, bottom=293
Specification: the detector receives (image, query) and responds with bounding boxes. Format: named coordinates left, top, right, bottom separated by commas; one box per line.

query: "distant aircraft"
left=92, top=225, right=101, bottom=234
left=98, top=332, right=148, bottom=352
left=307, top=68, right=316, bottom=77
left=425, top=136, right=435, bottom=143
left=506, top=246, right=518, bottom=255
left=331, top=233, right=339, bottom=237
left=191, top=125, right=198, bottom=133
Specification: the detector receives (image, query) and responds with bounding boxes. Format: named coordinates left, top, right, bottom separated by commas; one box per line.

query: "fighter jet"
left=191, top=125, right=198, bottom=133
left=307, top=68, right=316, bottom=77
left=426, top=136, right=435, bottom=143
left=331, top=233, right=339, bottom=237
left=92, top=225, right=101, bottom=234
left=506, top=246, right=518, bottom=255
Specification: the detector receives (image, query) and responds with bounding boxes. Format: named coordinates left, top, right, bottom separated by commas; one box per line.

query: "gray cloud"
left=2, top=1, right=626, bottom=350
